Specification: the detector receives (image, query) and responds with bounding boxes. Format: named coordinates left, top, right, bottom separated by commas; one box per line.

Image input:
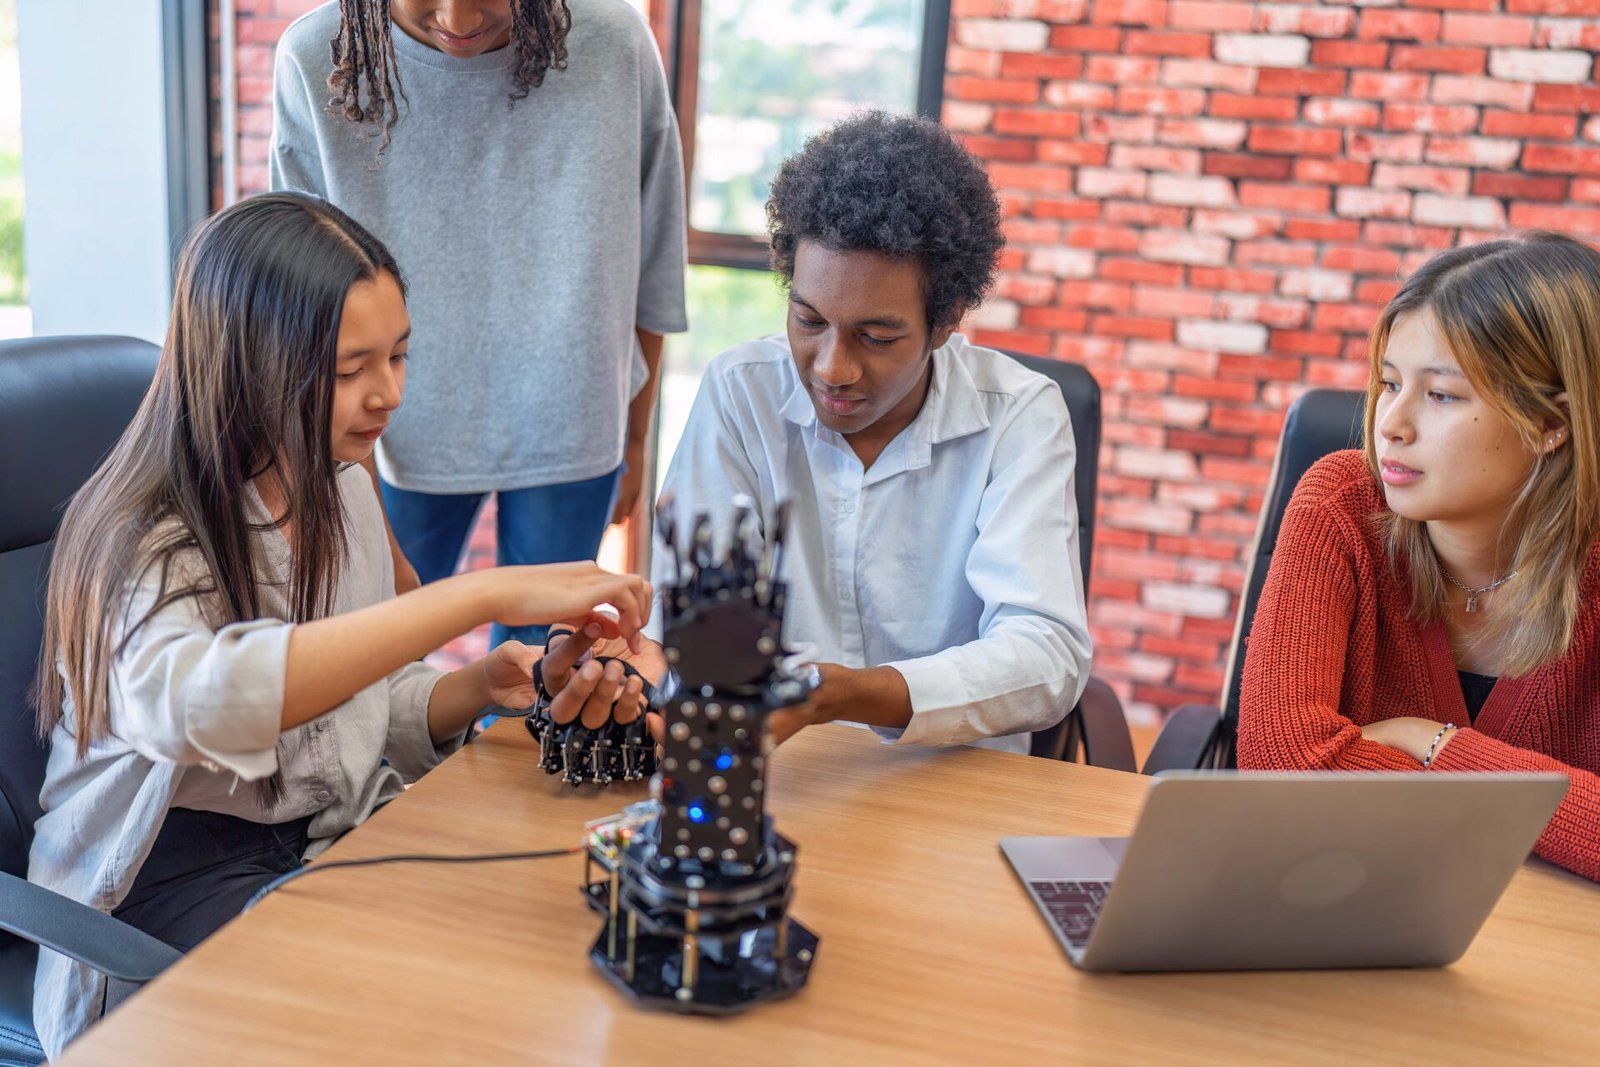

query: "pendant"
left=1465, top=593, right=1479, bottom=613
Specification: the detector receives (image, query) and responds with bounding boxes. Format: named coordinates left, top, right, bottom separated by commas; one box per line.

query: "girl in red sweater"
left=1238, top=232, right=1600, bottom=883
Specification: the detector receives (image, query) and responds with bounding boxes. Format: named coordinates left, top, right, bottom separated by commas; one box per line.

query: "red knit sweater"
left=1237, top=450, right=1600, bottom=883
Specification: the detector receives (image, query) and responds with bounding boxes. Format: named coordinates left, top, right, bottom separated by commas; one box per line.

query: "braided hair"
left=327, top=0, right=573, bottom=154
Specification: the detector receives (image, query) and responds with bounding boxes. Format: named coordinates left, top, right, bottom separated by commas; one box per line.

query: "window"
left=0, top=0, right=26, bottom=340
left=656, top=264, right=790, bottom=476
left=672, top=0, right=949, bottom=268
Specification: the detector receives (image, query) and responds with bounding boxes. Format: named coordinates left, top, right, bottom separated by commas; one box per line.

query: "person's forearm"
left=814, top=664, right=913, bottom=731
left=283, top=571, right=494, bottom=732
left=1427, top=728, right=1600, bottom=882
left=1361, top=716, right=1449, bottom=762
left=425, top=659, right=493, bottom=744
left=627, top=328, right=665, bottom=450
left=870, top=617, right=1088, bottom=745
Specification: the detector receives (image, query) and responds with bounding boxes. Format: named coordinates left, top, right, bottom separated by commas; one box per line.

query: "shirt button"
left=315, top=720, right=329, bottom=732
left=314, top=789, right=333, bottom=804
left=842, top=502, right=856, bottom=515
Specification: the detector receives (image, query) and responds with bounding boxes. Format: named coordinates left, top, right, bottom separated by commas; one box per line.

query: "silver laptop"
left=1002, top=771, right=1567, bottom=972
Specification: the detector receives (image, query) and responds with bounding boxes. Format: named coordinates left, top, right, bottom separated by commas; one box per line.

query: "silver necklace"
left=1440, top=568, right=1517, bottom=613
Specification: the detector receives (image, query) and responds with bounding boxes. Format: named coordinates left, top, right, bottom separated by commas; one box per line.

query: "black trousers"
left=103, top=807, right=311, bottom=1012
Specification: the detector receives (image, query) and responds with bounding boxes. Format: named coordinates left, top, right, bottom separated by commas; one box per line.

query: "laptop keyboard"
left=1029, top=879, right=1112, bottom=950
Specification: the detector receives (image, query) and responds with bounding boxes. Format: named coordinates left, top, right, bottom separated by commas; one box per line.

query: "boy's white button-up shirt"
left=654, top=333, right=1092, bottom=753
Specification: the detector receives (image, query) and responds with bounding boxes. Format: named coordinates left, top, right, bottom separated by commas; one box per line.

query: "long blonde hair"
left=1362, top=231, right=1600, bottom=676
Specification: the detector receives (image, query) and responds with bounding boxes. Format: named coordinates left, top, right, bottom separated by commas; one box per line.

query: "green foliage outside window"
left=666, top=263, right=790, bottom=376
left=0, top=150, right=25, bottom=305
left=0, top=0, right=24, bottom=306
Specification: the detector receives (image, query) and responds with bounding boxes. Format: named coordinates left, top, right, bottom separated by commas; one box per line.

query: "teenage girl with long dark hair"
left=29, top=192, right=648, bottom=1056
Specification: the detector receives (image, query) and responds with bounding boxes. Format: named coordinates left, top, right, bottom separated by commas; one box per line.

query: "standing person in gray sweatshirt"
left=270, top=0, right=688, bottom=646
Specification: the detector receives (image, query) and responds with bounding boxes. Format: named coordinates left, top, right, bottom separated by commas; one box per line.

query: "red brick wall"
left=225, top=0, right=1600, bottom=720
left=945, top=0, right=1600, bottom=722
left=231, top=0, right=321, bottom=196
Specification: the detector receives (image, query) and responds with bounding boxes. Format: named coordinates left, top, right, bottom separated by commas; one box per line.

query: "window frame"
left=162, top=0, right=214, bottom=276
left=666, top=0, right=951, bottom=271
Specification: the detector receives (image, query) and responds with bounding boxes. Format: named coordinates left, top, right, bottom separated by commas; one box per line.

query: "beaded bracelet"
left=1421, top=722, right=1456, bottom=768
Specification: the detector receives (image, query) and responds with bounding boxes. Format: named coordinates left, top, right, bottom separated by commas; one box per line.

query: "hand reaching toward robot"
left=539, top=623, right=668, bottom=729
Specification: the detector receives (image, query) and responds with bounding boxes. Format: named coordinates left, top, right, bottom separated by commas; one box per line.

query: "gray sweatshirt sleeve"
left=635, top=30, right=688, bottom=336
left=269, top=35, right=330, bottom=196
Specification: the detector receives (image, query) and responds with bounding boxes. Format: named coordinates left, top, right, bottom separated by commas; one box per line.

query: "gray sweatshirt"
left=271, top=1, right=689, bottom=492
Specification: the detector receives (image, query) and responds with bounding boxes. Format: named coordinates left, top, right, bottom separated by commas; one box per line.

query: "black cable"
left=241, top=845, right=580, bottom=913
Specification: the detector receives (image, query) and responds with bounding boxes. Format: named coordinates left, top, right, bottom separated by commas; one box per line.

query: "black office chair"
left=0, top=336, right=180, bottom=1066
left=1142, top=388, right=1367, bottom=775
left=1005, top=353, right=1137, bottom=773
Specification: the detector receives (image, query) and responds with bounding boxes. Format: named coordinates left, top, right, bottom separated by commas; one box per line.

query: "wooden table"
left=60, top=723, right=1600, bottom=1065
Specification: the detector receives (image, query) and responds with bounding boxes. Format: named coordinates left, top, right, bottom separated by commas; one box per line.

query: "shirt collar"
left=921, top=336, right=992, bottom=446
left=779, top=361, right=817, bottom=427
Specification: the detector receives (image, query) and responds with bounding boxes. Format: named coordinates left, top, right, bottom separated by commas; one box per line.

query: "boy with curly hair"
left=647, top=111, right=1091, bottom=752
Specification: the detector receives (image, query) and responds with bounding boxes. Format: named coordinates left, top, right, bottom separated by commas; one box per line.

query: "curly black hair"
left=766, top=111, right=1004, bottom=331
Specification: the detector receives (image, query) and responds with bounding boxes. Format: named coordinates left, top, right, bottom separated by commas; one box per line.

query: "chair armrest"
left=1076, top=676, right=1137, bottom=773
left=1142, top=703, right=1223, bottom=776
left=0, top=871, right=180, bottom=983
left=1029, top=701, right=1079, bottom=761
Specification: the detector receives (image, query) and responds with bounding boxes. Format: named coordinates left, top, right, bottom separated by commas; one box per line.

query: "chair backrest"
left=1212, top=388, right=1365, bottom=767
left=0, top=336, right=160, bottom=882
left=1004, top=352, right=1100, bottom=596
left=1002, top=353, right=1125, bottom=766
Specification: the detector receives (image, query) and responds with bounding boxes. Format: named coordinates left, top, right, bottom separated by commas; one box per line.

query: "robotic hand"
left=580, top=499, right=820, bottom=1013
left=525, top=630, right=662, bottom=787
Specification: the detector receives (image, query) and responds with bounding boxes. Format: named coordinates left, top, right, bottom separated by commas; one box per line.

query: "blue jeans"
left=380, top=467, right=621, bottom=649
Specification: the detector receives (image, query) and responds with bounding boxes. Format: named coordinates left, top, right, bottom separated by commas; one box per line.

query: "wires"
left=241, top=845, right=581, bottom=913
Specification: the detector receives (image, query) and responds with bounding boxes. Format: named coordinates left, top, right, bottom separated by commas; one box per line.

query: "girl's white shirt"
left=29, top=464, right=450, bottom=1059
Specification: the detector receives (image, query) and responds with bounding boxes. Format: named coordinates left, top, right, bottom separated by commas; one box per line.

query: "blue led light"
left=687, top=803, right=708, bottom=823
left=714, top=752, right=734, bottom=771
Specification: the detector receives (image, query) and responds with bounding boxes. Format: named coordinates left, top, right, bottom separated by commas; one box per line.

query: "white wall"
left=17, top=0, right=171, bottom=342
